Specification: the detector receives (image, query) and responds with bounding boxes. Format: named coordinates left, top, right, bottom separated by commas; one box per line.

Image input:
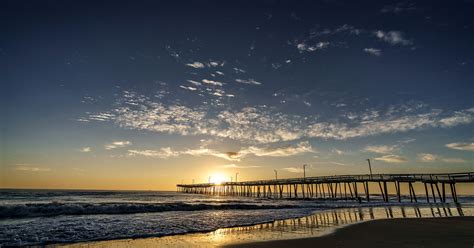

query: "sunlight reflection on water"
left=65, top=203, right=472, bottom=248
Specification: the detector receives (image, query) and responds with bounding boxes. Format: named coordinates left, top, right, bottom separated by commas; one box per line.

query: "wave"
left=0, top=202, right=305, bottom=219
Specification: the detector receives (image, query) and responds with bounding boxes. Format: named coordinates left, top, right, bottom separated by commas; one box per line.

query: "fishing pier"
left=177, top=172, right=474, bottom=203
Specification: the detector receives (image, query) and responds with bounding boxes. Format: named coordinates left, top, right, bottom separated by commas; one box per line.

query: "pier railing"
left=177, top=172, right=473, bottom=203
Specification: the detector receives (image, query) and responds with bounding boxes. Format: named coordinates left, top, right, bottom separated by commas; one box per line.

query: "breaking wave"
left=0, top=202, right=304, bottom=219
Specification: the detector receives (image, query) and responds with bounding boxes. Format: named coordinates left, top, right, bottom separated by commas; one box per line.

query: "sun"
left=209, top=172, right=227, bottom=185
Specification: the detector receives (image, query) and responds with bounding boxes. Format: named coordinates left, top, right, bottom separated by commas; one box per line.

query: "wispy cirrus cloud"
left=105, top=141, right=132, bottom=150
left=417, top=153, right=438, bottom=162
left=81, top=91, right=473, bottom=145
left=202, top=79, right=223, bottom=86
left=364, top=48, right=382, bottom=56
left=79, top=147, right=91, bottom=152
left=235, top=78, right=262, bottom=85
left=14, top=164, right=51, bottom=172
left=218, top=164, right=260, bottom=169
left=380, top=2, right=417, bottom=14
left=417, top=153, right=466, bottom=163
left=445, top=142, right=474, bottom=151
left=182, top=148, right=242, bottom=161
left=374, top=154, right=407, bottom=163
left=441, top=158, right=467, bottom=163
left=365, top=145, right=398, bottom=154
left=296, top=42, right=330, bottom=52
left=240, top=141, right=314, bottom=157
left=126, top=141, right=314, bottom=161
left=282, top=167, right=304, bottom=173
left=128, top=148, right=179, bottom=159
left=186, top=61, right=205, bottom=68
left=374, top=30, right=412, bottom=46
left=438, top=111, right=473, bottom=127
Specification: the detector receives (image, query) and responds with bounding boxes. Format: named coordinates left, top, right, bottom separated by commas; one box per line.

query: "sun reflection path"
left=66, top=204, right=473, bottom=248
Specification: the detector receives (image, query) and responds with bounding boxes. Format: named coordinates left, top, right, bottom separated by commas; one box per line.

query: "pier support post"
left=424, top=183, right=430, bottom=203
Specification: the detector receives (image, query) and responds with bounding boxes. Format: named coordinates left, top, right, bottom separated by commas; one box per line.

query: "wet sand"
left=224, top=217, right=474, bottom=248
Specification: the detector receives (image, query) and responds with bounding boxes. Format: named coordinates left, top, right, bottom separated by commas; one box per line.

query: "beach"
left=225, top=217, right=474, bottom=248
left=62, top=203, right=474, bottom=248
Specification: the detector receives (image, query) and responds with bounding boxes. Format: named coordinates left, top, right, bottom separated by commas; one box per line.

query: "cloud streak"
left=79, top=147, right=91, bottom=152
left=128, top=148, right=179, bottom=159
left=82, top=91, right=474, bottom=145
left=235, top=79, right=262, bottom=85
left=445, top=142, right=474, bottom=151
left=14, top=166, right=51, bottom=172
left=417, top=153, right=466, bottom=163
left=105, top=141, right=132, bottom=150
left=364, top=48, right=381, bottom=56
left=374, top=30, right=412, bottom=46
left=186, top=61, right=205, bottom=68
left=126, top=141, right=314, bottom=161
left=365, top=145, right=398, bottom=154
left=374, top=154, right=407, bottom=163
left=296, top=42, right=330, bottom=52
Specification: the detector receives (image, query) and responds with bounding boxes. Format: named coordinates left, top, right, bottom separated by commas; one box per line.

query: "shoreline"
left=60, top=204, right=473, bottom=248
left=223, top=217, right=474, bottom=248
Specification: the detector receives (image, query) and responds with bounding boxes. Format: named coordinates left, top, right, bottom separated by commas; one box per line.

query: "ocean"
left=0, top=189, right=473, bottom=246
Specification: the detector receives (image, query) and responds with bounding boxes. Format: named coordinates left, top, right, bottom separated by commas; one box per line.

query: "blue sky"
left=1, top=0, right=473, bottom=189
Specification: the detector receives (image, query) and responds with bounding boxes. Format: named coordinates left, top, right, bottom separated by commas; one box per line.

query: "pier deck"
left=177, top=172, right=474, bottom=203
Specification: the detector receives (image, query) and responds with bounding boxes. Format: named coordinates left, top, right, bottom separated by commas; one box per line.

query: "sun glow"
left=209, top=172, right=227, bottom=185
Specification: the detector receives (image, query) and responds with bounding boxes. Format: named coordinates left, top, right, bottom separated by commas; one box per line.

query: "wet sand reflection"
left=64, top=203, right=472, bottom=248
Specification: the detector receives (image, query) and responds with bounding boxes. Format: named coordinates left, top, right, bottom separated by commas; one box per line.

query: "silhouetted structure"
left=177, top=172, right=473, bottom=203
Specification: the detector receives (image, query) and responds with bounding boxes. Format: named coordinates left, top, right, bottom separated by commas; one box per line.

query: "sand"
left=223, top=217, right=474, bottom=248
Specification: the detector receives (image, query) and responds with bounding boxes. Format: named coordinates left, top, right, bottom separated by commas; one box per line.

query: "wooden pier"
left=177, top=172, right=473, bottom=203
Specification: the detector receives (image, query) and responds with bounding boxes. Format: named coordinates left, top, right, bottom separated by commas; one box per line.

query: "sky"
left=1, top=0, right=473, bottom=190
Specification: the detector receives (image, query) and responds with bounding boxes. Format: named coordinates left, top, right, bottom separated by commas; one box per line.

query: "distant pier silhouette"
left=177, top=172, right=473, bottom=203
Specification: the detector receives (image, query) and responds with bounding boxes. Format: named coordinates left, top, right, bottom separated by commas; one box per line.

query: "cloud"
left=128, top=148, right=179, bottom=159
left=186, top=61, right=205, bottom=68
left=79, top=147, right=91, bottom=152
left=296, top=42, right=330, bottom=52
left=282, top=167, right=304, bottom=173
left=374, top=30, right=412, bottom=46
left=126, top=141, right=314, bottom=161
left=179, top=85, right=198, bottom=91
left=182, top=148, right=243, bottom=161
left=202, top=79, right=223, bottom=86
left=184, top=141, right=314, bottom=161
left=445, top=142, right=474, bottom=151
left=441, top=158, right=466, bottom=163
left=417, top=153, right=466, bottom=163
left=218, top=164, right=260, bottom=169
left=438, top=112, right=473, bottom=127
left=14, top=166, right=51, bottom=172
left=235, top=78, right=262, bottom=85
left=82, top=91, right=474, bottom=144
left=208, top=61, right=225, bottom=67
left=187, top=80, right=202, bottom=86
left=80, top=113, right=115, bottom=122
left=309, top=24, right=364, bottom=37
left=233, top=67, right=246, bottom=73
left=364, top=48, right=381, bottom=56
left=126, top=147, right=239, bottom=161
left=105, top=141, right=132, bottom=150
left=381, top=3, right=417, bottom=13
left=374, top=154, right=407, bottom=163
left=417, top=153, right=438, bottom=162
left=240, top=141, right=315, bottom=157
left=365, top=145, right=398, bottom=154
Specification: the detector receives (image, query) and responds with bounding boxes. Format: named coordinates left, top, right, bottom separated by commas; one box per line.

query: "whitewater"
left=1, top=189, right=472, bottom=246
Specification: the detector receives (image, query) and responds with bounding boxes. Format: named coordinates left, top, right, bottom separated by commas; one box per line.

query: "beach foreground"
left=224, top=217, right=474, bottom=248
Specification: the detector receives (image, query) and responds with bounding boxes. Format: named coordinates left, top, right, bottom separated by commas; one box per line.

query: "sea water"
left=0, top=189, right=472, bottom=246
